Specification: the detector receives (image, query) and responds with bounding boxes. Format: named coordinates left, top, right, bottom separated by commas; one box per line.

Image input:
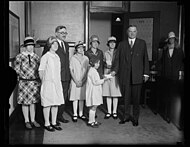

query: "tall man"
left=111, top=25, right=150, bottom=126
left=42, top=25, right=70, bottom=124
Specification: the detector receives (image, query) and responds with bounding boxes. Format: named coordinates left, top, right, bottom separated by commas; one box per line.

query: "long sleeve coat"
left=112, top=38, right=150, bottom=86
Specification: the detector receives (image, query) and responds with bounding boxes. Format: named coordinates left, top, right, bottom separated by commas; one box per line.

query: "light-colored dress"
left=14, top=52, right=40, bottom=105
left=86, top=67, right=104, bottom=107
left=39, top=51, right=64, bottom=107
left=102, top=50, right=122, bottom=97
left=69, top=54, right=89, bottom=101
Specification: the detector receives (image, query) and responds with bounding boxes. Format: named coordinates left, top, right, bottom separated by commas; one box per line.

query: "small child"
left=86, top=58, right=109, bottom=128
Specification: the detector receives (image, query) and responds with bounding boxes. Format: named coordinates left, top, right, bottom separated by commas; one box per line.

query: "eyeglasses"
left=58, top=31, right=68, bottom=35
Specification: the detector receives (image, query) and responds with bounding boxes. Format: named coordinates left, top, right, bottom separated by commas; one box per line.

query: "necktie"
left=61, top=41, right=66, bottom=53
left=28, top=54, right=31, bottom=65
left=130, top=40, right=133, bottom=48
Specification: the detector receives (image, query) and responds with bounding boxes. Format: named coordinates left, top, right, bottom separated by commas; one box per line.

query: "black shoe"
left=56, top=121, right=61, bottom=126
left=119, top=117, right=130, bottom=124
left=51, top=124, right=62, bottom=131
left=87, top=122, right=99, bottom=128
left=131, top=119, right=139, bottom=127
left=25, top=122, right=32, bottom=130
left=94, top=121, right=101, bottom=126
left=72, top=116, right=78, bottom=122
left=44, top=125, right=55, bottom=132
left=31, top=121, right=41, bottom=128
left=112, top=113, right=118, bottom=119
left=166, top=118, right=171, bottom=124
left=58, top=117, right=69, bottom=123
left=104, top=113, right=112, bottom=119
left=78, top=115, right=87, bottom=121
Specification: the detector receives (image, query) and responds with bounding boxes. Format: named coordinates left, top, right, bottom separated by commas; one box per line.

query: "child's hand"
left=103, top=77, right=109, bottom=81
left=110, top=71, right=116, bottom=76
left=106, top=64, right=112, bottom=69
left=76, top=80, right=82, bottom=87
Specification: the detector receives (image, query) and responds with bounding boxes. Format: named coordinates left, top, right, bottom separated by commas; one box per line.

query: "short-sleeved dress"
left=102, top=50, right=122, bottom=97
left=86, top=67, right=104, bottom=107
left=14, top=52, right=40, bottom=105
left=69, top=54, right=89, bottom=101
left=39, top=51, right=64, bottom=107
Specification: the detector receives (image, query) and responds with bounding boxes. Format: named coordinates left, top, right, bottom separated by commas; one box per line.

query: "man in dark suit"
left=111, top=25, right=150, bottom=126
left=42, top=25, right=70, bottom=124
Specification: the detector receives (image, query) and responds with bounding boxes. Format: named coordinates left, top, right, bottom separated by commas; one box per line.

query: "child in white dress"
left=86, top=58, right=109, bottom=128
left=39, top=36, right=64, bottom=132
left=103, top=36, right=122, bottom=119
left=69, top=41, right=89, bottom=122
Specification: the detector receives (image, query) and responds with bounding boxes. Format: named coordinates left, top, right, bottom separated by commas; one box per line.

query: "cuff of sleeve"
left=144, top=74, right=149, bottom=77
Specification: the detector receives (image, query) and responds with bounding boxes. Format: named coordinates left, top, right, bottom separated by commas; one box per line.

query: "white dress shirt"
left=128, top=38, right=136, bottom=47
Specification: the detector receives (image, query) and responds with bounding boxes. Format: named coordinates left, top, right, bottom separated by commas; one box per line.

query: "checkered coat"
left=14, top=52, right=40, bottom=105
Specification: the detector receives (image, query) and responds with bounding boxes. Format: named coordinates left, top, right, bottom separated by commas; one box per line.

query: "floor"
left=8, top=102, right=184, bottom=145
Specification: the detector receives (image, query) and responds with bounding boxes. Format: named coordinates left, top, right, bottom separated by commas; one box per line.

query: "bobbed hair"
left=89, top=58, right=100, bottom=67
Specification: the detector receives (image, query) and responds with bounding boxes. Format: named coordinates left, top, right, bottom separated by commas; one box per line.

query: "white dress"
left=69, top=54, right=89, bottom=101
left=39, top=52, right=64, bottom=107
left=102, top=50, right=122, bottom=97
left=86, top=67, right=104, bottom=107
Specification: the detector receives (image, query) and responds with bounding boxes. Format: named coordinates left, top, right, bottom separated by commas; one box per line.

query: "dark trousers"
left=57, top=80, right=70, bottom=119
left=121, top=83, right=142, bottom=121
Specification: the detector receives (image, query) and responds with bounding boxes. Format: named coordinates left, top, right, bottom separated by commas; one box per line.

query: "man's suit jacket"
left=42, top=40, right=70, bottom=82
left=112, top=38, right=150, bottom=86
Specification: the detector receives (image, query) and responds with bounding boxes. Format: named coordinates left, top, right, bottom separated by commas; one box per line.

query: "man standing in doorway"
left=42, top=25, right=70, bottom=124
left=111, top=25, right=150, bottom=126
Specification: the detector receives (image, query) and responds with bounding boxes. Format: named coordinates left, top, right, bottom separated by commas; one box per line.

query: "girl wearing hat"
left=38, top=36, right=64, bottom=131
left=14, top=36, right=41, bottom=130
left=103, top=36, right=122, bottom=119
left=69, top=41, right=89, bottom=122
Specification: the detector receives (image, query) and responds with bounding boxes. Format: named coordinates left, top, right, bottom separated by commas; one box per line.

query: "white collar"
left=57, top=39, right=64, bottom=43
left=128, top=38, right=136, bottom=43
left=22, top=51, right=34, bottom=56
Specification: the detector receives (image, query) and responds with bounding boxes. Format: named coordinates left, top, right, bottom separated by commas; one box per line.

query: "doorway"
left=89, top=11, right=160, bottom=63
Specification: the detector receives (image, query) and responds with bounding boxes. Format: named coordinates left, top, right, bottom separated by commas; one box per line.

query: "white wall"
left=9, top=1, right=25, bottom=116
left=31, top=1, right=84, bottom=42
left=89, top=13, right=111, bottom=53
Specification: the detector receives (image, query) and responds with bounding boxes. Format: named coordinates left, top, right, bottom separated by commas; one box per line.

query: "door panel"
left=124, top=11, right=160, bottom=63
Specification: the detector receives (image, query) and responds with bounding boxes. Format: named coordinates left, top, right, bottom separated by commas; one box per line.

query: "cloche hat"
left=89, top=35, right=100, bottom=44
left=24, top=36, right=35, bottom=47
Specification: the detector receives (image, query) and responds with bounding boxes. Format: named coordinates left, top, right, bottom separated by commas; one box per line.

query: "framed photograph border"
left=9, top=10, right=20, bottom=61
left=90, top=1, right=129, bottom=13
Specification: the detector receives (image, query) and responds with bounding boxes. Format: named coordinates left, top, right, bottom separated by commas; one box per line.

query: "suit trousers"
left=57, top=80, right=70, bottom=119
left=122, top=83, right=142, bottom=121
